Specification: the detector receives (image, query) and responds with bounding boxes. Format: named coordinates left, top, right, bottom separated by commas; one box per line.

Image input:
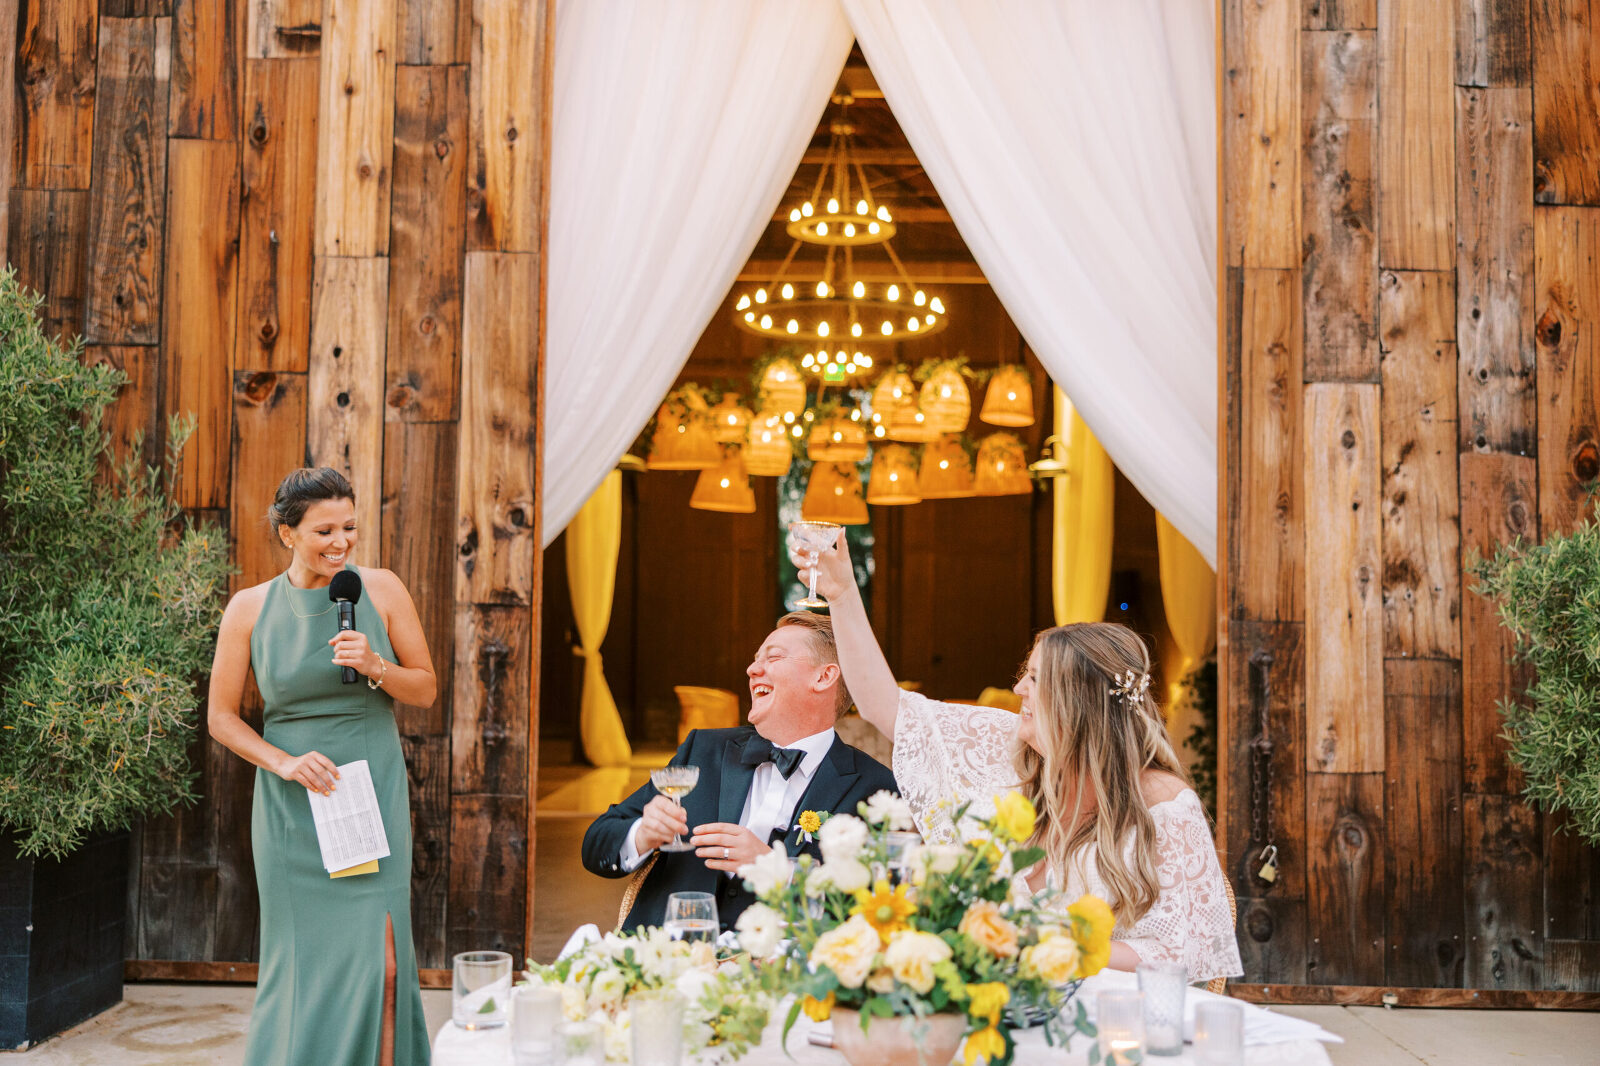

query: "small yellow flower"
left=801, top=991, right=835, bottom=1021
left=962, top=1024, right=1007, bottom=1066
left=798, top=809, right=822, bottom=835
left=964, top=981, right=1011, bottom=1024
left=992, top=791, right=1036, bottom=842
left=1069, top=894, right=1115, bottom=978
left=851, top=878, right=917, bottom=939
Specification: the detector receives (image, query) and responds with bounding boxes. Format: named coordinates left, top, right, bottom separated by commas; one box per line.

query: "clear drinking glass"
left=1192, top=1000, right=1245, bottom=1065
left=649, top=765, right=700, bottom=852
left=555, top=1019, right=604, bottom=1065
left=629, top=988, right=685, bottom=1066
left=788, top=521, right=842, bottom=607
left=451, top=950, right=513, bottom=1029
left=511, top=984, right=564, bottom=1064
left=1137, top=961, right=1188, bottom=1055
left=884, top=830, right=921, bottom=883
left=1096, top=989, right=1146, bottom=1066
left=663, top=890, right=719, bottom=943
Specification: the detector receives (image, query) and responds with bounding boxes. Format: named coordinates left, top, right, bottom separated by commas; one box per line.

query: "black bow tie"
left=741, top=737, right=806, bottom=779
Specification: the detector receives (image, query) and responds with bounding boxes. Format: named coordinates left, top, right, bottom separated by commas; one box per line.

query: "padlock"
left=1257, top=844, right=1279, bottom=884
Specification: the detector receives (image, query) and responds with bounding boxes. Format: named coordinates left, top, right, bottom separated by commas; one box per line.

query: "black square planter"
left=0, top=830, right=129, bottom=1050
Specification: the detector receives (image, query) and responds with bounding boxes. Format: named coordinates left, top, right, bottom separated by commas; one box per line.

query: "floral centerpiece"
left=733, top=790, right=1112, bottom=1066
left=523, top=928, right=769, bottom=1062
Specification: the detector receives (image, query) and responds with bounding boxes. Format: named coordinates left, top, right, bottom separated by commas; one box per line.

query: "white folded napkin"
left=557, top=923, right=601, bottom=960
left=1079, top=971, right=1343, bottom=1046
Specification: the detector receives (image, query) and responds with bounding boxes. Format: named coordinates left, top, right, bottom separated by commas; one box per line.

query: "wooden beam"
left=1229, top=983, right=1600, bottom=1009
left=799, top=147, right=921, bottom=167
left=737, top=259, right=987, bottom=284
left=126, top=960, right=455, bottom=989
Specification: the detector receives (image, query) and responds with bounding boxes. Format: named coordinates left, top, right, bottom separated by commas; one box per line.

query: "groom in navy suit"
left=582, top=611, right=898, bottom=932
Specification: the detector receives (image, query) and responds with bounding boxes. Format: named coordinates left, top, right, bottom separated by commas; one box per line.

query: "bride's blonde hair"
left=1013, top=622, right=1188, bottom=923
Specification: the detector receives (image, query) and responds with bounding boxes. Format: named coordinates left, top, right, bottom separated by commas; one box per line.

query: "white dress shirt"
left=620, top=727, right=837, bottom=872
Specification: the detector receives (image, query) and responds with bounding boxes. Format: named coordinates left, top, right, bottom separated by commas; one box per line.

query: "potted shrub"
left=0, top=270, right=229, bottom=1048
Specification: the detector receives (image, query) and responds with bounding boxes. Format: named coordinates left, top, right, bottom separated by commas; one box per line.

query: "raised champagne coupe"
left=789, top=520, right=843, bottom=608
left=649, top=765, right=699, bottom=853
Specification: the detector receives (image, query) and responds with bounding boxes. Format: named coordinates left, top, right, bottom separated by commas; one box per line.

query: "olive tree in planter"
left=0, top=271, right=229, bottom=1048
left=1473, top=518, right=1600, bottom=847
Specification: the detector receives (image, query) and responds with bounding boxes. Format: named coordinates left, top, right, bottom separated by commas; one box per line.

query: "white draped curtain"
left=542, top=0, right=855, bottom=543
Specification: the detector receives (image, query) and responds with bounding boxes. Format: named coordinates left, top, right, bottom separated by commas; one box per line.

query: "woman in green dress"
left=209, top=467, right=435, bottom=1065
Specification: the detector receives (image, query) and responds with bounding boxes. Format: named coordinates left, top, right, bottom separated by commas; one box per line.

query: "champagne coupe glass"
left=789, top=520, right=843, bottom=608
left=663, top=891, right=719, bottom=943
left=649, top=765, right=699, bottom=852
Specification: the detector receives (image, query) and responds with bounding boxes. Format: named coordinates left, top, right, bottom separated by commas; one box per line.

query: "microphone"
left=328, top=570, right=363, bottom=684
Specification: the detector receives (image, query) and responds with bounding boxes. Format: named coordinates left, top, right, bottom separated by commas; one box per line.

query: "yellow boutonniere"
left=797, top=809, right=822, bottom=841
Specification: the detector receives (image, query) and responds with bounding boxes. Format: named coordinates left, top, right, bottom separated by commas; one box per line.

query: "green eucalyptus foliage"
left=0, top=268, right=231, bottom=858
left=1177, top=655, right=1218, bottom=819
left=1471, top=517, right=1600, bottom=846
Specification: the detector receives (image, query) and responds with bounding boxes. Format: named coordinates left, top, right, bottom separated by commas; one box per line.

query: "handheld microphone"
left=328, top=570, right=363, bottom=684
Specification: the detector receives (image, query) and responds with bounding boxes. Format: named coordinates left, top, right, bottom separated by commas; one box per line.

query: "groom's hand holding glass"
left=634, top=794, right=691, bottom=855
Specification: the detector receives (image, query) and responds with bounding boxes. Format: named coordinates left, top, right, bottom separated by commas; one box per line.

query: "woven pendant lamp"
left=919, top=434, right=975, bottom=498
left=757, top=356, right=806, bottom=416
left=802, top=462, right=869, bottom=524
left=866, top=443, right=921, bottom=505
left=979, top=365, right=1035, bottom=427
left=744, top=409, right=793, bottom=477
left=647, top=387, right=719, bottom=470
left=887, top=403, right=937, bottom=443
left=690, top=448, right=756, bottom=513
left=711, top=392, right=753, bottom=443
left=919, top=364, right=970, bottom=433
left=973, top=432, right=1032, bottom=496
left=870, top=369, right=917, bottom=435
left=806, top=411, right=868, bottom=462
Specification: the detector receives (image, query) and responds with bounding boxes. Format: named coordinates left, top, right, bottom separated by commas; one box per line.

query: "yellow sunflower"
left=851, top=878, right=917, bottom=938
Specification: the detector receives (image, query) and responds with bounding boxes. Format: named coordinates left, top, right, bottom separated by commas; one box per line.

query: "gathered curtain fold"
left=1156, top=512, right=1217, bottom=667
left=1053, top=388, right=1115, bottom=626
left=567, top=471, right=630, bottom=766
left=842, top=0, right=1218, bottom=564
left=542, top=0, right=855, bottom=543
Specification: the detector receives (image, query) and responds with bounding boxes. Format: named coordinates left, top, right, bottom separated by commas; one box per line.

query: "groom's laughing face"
left=745, top=626, right=822, bottom=734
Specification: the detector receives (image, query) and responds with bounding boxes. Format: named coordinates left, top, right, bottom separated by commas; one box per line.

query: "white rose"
left=588, top=967, right=628, bottom=1009
left=675, top=966, right=717, bottom=1004
left=601, top=1010, right=630, bottom=1062
left=908, top=843, right=964, bottom=878
left=811, top=857, right=871, bottom=894
left=884, top=930, right=954, bottom=994
left=560, top=981, right=588, bottom=1020
left=737, top=842, right=794, bottom=897
left=818, top=813, right=869, bottom=865
left=863, top=790, right=914, bottom=830
left=735, top=902, right=784, bottom=958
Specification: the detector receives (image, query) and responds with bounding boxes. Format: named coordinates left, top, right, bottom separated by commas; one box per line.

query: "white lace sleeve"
left=891, top=690, right=1021, bottom=844
left=1119, top=792, right=1244, bottom=981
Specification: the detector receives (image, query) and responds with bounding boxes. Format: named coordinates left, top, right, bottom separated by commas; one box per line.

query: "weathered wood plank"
left=382, top=420, right=459, bottom=736
left=1384, top=659, right=1464, bottom=987
left=1304, top=384, right=1383, bottom=771
left=244, top=0, right=321, bottom=59
left=448, top=793, right=526, bottom=958
left=398, top=0, right=469, bottom=64
left=306, top=256, right=387, bottom=562
left=387, top=64, right=466, bottom=422
left=136, top=861, right=218, bottom=962
left=16, top=0, right=97, bottom=187
left=229, top=371, right=306, bottom=592
left=161, top=139, right=240, bottom=510
left=314, top=0, right=395, bottom=257
left=1235, top=269, right=1303, bottom=620
left=1306, top=772, right=1386, bottom=984
left=1457, top=87, right=1536, bottom=454
left=7, top=188, right=89, bottom=343
left=170, top=0, right=241, bottom=138
left=236, top=57, right=318, bottom=373
left=456, top=252, right=537, bottom=605
left=1459, top=452, right=1536, bottom=794
left=400, top=733, right=449, bottom=969
left=1377, top=0, right=1456, bottom=270
left=102, top=1, right=173, bottom=15
left=1379, top=270, right=1460, bottom=659
left=0, top=8, right=16, bottom=268
left=1302, top=30, right=1377, bottom=382
left=1456, top=0, right=1531, bottom=88
left=1545, top=811, right=1600, bottom=940
left=1224, top=621, right=1308, bottom=899
left=1464, top=792, right=1542, bottom=989
left=1237, top=897, right=1310, bottom=985
left=85, top=346, right=161, bottom=473
left=1222, top=0, right=1300, bottom=268
left=1532, top=1, right=1600, bottom=205
left=1534, top=207, right=1600, bottom=536
left=85, top=17, right=170, bottom=345
left=1547, top=940, right=1600, bottom=992
left=1303, top=0, right=1375, bottom=30
left=450, top=605, right=529, bottom=796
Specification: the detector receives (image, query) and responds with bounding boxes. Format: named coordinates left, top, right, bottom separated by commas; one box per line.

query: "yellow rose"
left=992, top=791, right=1036, bottom=842
left=883, top=930, right=953, bottom=995
left=810, top=914, right=882, bottom=989
left=866, top=966, right=897, bottom=993
left=958, top=900, right=1019, bottom=958
left=1021, top=932, right=1081, bottom=984
left=1068, top=894, right=1115, bottom=977
left=962, top=1024, right=1006, bottom=1066
left=801, top=991, right=835, bottom=1021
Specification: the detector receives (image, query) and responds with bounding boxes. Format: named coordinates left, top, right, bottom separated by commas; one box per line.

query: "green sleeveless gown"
left=243, top=565, right=431, bottom=1065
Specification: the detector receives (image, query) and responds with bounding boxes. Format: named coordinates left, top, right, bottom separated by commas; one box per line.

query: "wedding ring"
left=724, top=847, right=730, bottom=859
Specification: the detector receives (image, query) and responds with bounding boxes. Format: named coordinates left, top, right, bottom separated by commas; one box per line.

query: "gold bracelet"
left=368, top=656, right=388, bottom=690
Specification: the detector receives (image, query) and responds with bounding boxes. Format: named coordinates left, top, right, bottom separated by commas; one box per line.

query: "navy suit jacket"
left=581, top=726, right=897, bottom=932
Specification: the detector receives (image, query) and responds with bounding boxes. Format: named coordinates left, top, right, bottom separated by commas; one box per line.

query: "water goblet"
left=649, top=765, right=699, bottom=852
left=788, top=521, right=842, bottom=607
left=663, top=890, right=719, bottom=943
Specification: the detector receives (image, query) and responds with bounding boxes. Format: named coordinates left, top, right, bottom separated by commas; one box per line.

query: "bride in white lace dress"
left=793, top=536, right=1242, bottom=983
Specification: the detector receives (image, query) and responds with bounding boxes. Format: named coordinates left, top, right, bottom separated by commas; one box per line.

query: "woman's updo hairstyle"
left=267, top=467, right=355, bottom=534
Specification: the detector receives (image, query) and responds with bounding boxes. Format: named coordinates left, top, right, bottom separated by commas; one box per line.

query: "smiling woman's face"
left=280, top=497, right=357, bottom=584
left=1013, top=644, right=1044, bottom=754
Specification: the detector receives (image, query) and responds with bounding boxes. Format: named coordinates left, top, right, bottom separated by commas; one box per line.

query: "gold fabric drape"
left=568, top=470, right=632, bottom=766
left=1156, top=511, right=1217, bottom=665
left=1052, top=389, right=1115, bottom=625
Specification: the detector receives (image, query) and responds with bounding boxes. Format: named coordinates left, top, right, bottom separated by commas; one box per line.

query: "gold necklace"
left=281, top=573, right=337, bottom=618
